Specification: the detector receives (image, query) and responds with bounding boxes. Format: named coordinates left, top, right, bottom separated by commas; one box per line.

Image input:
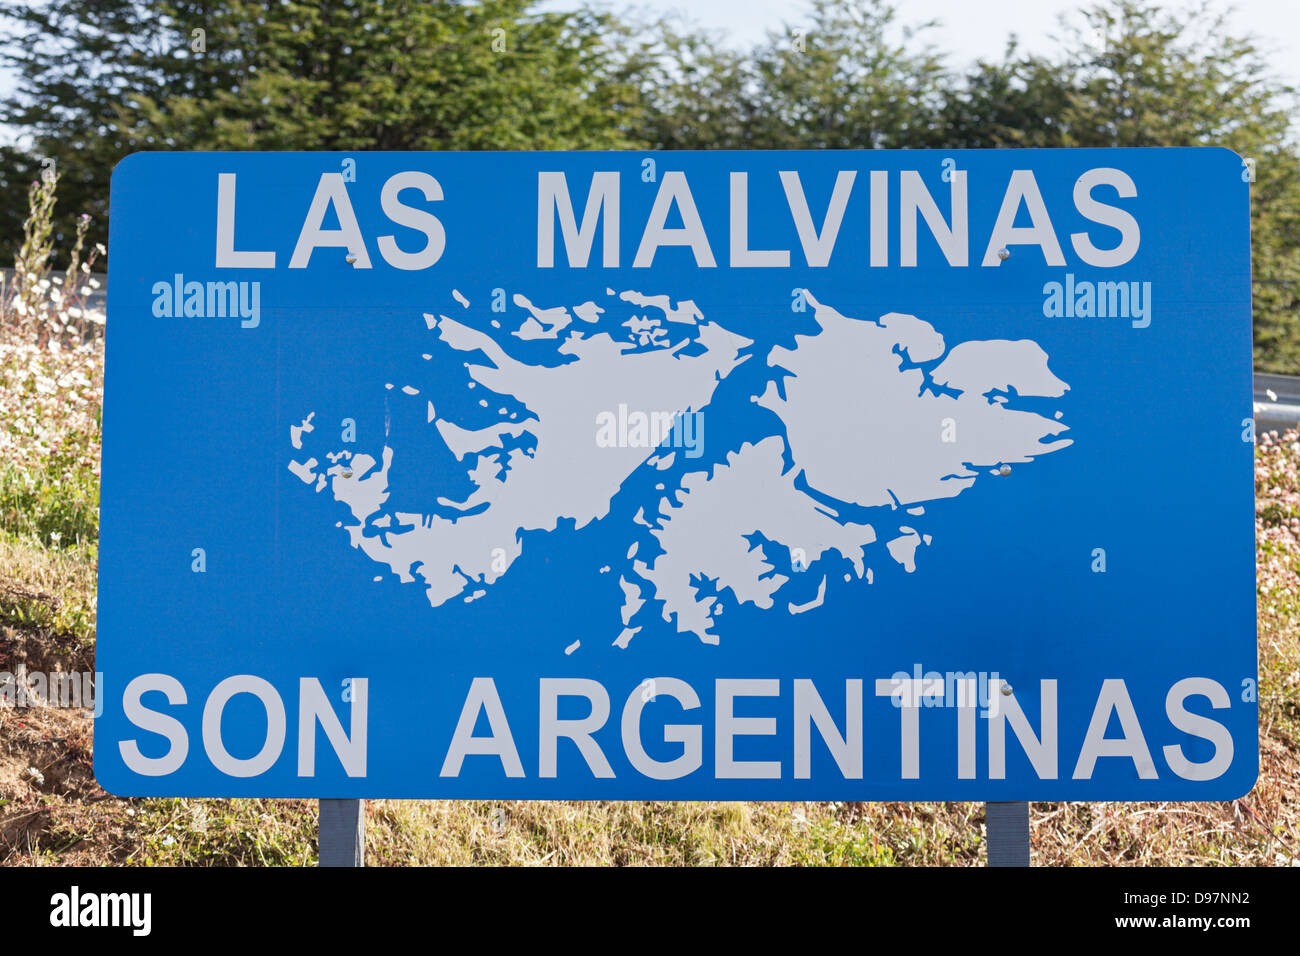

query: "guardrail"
left=0, top=266, right=107, bottom=313
left=1255, top=373, right=1300, bottom=434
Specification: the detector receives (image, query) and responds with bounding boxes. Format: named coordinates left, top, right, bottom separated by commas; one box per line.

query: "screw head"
left=1001, top=683, right=1014, bottom=696
left=997, top=247, right=1011, bottom=261
left=998, top=463, right=1011, bottom=476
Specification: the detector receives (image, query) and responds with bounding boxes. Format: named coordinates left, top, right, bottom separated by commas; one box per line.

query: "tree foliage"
left=0, top=0, right=648, bottom=252
left=1, top=0, right=1297, bottom=369
left=637, top=0, right=947, bottom=149
left=947, top=2, right=1300, bottom=370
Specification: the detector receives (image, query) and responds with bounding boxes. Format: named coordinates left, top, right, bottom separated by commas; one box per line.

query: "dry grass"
left=0, top=536, right=97, bottom=645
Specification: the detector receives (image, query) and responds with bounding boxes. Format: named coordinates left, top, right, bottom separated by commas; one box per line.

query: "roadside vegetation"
left=0, top=174, right=1296, bottom=866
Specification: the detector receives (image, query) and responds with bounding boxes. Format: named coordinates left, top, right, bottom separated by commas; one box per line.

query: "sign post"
left=986, top=801, right=1031, bottom=867
left=95, top=148, right=1258, bottom=841
left=318, top=799, right=365, bottom=867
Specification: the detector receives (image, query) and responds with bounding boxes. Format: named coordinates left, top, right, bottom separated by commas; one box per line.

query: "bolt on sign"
left=96, top=149, right=1256, bottom=799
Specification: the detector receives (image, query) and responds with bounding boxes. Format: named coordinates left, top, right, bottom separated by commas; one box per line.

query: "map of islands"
left=287, top=288, right=1072, bottom=650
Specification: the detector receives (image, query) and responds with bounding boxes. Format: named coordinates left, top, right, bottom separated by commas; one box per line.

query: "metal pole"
left=985, top=801, right=1030, bottom=867
left=318, top=798, right=365, bottom=867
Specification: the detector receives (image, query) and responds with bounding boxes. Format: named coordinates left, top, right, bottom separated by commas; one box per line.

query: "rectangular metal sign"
left=96, top=148, right=1257, bottom=799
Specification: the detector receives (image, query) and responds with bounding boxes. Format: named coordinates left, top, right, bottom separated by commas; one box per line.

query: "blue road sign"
left=96, top=148, right=1256, bottom=800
